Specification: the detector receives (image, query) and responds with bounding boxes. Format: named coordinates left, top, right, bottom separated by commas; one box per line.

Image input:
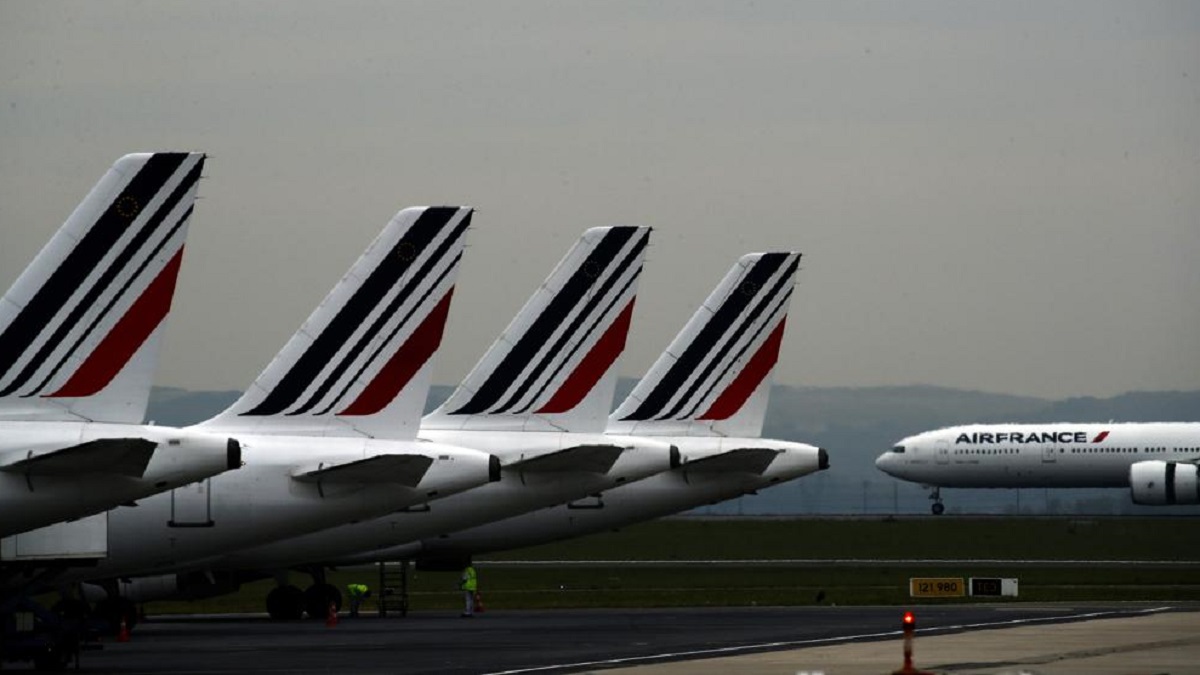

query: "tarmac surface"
left=601, top=607, right=1200, bottom=675
left=28, top=603, right=1194, bottom=674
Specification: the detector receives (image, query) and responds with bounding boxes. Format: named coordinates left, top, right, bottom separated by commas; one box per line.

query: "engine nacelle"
left=82, top=570, right=245, bottom=604
left=1129, top=461, right=1200, bottom=505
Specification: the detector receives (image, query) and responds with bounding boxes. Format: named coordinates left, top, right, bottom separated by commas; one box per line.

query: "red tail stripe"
left=47, top=248, right=184, bottom=399
left=697, top=318, right=786, bottom=421
left=338, top=289, right=454, bottom=416
left=536, top=300, right=634, bottom=415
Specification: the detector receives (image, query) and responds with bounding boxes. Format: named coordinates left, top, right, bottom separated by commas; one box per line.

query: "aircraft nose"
left=875, top=452, right=894, bottom=474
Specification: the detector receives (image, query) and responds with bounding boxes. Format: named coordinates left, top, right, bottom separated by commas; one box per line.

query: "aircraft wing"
left=508, top=444, right=625, bottom=474
left=681, top=448, right=780, bottom=475
left=0, top=438, right=157, bottom=477
left=291, top=454, right=434, bottom=487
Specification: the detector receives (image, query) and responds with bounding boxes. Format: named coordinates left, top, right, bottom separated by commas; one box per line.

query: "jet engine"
left=1129, top=461, right=1200, bottom=505
left=82, top=570, right=246, bottom=604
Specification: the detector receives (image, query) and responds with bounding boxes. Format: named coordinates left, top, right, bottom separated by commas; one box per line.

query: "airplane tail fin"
left=0, top=152, right=206, bottom=424
left=199, top=206, right=472, bottom=439
left=608, top=252, right=800, bottom=438
left=423, top=226, right=650, bottom=433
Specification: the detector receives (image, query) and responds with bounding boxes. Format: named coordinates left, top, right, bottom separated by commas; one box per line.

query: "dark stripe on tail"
left=619, top=252, right=790, bottom=421
left=47, top=248, right=186, bottom=398
left=295, top=212, right=469, bottom=415
left=338, top=289, right=456, bottom=416
left=495, top=233, right=646, bottom=414
left=449, top=227, right=637, bottom=415
left=25, top=160, right=203, bottom=395
left=313, top=246, right=465, bottom=416
left=697, top=318, right=786, bottom=420
left=513, top=268, right=641, bottom=414
left=535, top=300, right=635, bottom=414
left=243, top=207, right=456, bottom=416
left=681, top=287, right=791, bottom=419
left=661, top=257, right=797, bottom=419
left=0, top=153, right=188, bottom=391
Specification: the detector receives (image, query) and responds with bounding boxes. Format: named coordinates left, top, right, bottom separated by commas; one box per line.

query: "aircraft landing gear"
left=300, top=566, right=341, bottom=620
left=929, top=487, right=945, bottom=515
left=265, top=584, right=305, bottom=620
left=303, top=583, right=341, bottom=620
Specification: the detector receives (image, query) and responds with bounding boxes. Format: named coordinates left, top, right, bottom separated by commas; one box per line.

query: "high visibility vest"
left=347, top=583, right=368, bottom=599
left=461, top=566, right=477, bottom=592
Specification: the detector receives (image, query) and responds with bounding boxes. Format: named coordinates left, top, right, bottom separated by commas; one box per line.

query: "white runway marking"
left=481, top=558, right=1196, bottom=566
left=482, top=606, right=1174, bottom=674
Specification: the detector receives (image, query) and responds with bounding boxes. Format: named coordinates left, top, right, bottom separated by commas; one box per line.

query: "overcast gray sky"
left=2, top=1, right=1197, bottom=400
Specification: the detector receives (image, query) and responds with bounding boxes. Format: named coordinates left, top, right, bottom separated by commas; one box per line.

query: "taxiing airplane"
left=876, top=423, right=1200, bottom=513
left=0, top=153, right=240, bottom=538
left=329, top=252, right=828, bottom=567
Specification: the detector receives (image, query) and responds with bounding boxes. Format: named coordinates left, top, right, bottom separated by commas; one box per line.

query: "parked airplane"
left=40, top=206, right=499, bottom=623
left=329, top=252, right=829, bottom=567
left=91, top=226, right=678, bottom=618
left=876, top=423, right=1200, bottom=513
left=0, top=152, right=240, bottom=537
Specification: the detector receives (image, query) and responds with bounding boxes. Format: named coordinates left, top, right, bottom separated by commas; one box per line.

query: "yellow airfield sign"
left=909, top=577, right=965, bottom=597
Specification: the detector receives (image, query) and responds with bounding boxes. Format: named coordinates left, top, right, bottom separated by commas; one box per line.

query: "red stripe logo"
left=1092, top=431, right=1110, bottom=443
left=698, top=319, right=786, bottom=421
left=47, top=248, right=184, bottom=398
left=338, top=289, right=454, bottom=416
left=536, top=301, right=634, bottom=414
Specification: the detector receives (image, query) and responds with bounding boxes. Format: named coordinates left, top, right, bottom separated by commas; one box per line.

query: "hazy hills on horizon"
left=146, top=383, right=1200, bottom=516
left=148, top=382, right=1200, bottom=427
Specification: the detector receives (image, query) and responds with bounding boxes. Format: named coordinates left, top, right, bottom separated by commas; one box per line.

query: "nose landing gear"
left=929, top=487, right=945, bottom=515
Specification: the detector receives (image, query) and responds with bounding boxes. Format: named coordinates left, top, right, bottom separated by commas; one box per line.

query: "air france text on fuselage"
left=953, top=431, right=1108, bottom=445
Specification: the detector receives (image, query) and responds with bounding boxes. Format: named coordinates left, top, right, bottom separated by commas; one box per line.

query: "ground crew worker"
left=460, top=563, right=477, bottom=617
left=346, top=583, right=370, bottom=618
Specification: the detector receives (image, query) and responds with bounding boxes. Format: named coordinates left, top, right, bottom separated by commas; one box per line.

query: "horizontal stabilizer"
left=682, top=448, right=780, bottom=475
left=0, top=438, right=157, bottom=477
left=291, top=454, right=434, bottom=487
left=509, top=444, right=625, bottom=474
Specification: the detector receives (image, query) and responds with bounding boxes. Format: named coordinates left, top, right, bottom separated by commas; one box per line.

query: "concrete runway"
left=41, top=603, right=1195, bottom=674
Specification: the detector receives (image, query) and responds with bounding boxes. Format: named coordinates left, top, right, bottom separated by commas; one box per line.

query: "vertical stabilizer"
left=424, top=226, right=650, bottom=433
left=198, top=206, right=472, bottom=439
left=0, top=152, right=206, bottom=424
left=609, top=252, right=800, bottom=438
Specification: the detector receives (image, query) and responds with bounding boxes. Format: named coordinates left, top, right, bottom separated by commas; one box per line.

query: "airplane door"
left=1042, top=446, right=1057, bottom=464
left=169, top=479, right=215, bottom=527
left=935, top=440, right=950, bottom=465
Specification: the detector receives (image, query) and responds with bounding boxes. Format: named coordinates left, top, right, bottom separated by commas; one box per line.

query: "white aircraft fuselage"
left=50, top=432, right=497, bottom=582
left=212, top=430, right=677, bottom=569
left=332, top=437, right=827, bottom=565
left=877, top=422, right=1200, bottom=489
